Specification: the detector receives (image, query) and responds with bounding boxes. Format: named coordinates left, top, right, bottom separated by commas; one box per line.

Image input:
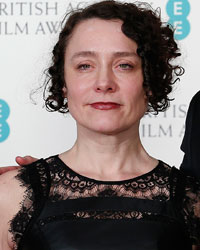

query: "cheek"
left=123, top=76, right=145, bottom=102
left=123, top=79, right=147, bottom=115
left=66, top=82, right=88, bottom=113
left=67, top=88, right=81, bottom=106
left=65, top=69, right=90, bottom=96
left=65, top=72, right=81, bottom=100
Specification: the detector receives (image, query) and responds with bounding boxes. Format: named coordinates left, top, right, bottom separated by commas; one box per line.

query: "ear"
left=144, top=88, right=152, bottom=100
left=62, top=86, right=67, bottom=97
left=143, top=90, right=148, bottom=100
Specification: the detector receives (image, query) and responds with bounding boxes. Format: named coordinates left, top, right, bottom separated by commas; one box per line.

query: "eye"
left=77, top=64, right=91, bottom=71
left=119, top=63, right=134, bottom=70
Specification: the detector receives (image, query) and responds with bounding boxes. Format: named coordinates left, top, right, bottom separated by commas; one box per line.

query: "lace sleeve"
left=182, top=175, right=200, bottom=245
left=10, top=159, right=51, bottom=249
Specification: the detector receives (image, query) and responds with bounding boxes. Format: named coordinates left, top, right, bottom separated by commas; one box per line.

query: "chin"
left=89, top=123, right=129, bottom=135
left=94, top=129, right=122, bottom=136
left=77, top=115, right=139, bottom=135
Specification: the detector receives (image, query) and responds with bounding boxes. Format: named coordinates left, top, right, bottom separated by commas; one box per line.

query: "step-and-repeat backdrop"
left=0, top=0, right=197, bottom=166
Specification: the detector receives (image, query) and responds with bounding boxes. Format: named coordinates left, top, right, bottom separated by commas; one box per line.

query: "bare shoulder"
left=0, top=165, right=20, bottom=175
left=0, top=167, right=24, bottom=197
left=0, top=167, right=19, bottom=183
left=0, top=168, right=26, bottom=250
left=0, top=168, right=25, bottom=199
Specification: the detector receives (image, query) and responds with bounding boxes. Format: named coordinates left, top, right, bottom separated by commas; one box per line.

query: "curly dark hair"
left=44, top=0, right=184, bottom=114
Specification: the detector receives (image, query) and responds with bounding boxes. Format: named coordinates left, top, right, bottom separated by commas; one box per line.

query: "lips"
left=90, top=102, right=121, bottom=110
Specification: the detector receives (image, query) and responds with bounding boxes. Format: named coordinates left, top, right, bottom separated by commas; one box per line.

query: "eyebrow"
left=70, top=51, right=139, bottom=61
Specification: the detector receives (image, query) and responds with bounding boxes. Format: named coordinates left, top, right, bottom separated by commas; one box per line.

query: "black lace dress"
left=10, top=155, right=200, bottom=250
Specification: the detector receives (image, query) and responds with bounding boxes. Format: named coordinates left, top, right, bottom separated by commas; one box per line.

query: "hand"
left=0, top=156, right=38, bottom=175
left=15, top=155, right=38, bottom=166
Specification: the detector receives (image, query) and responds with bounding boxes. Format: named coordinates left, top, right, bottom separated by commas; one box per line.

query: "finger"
left=15, top=156, right=38, bottom=166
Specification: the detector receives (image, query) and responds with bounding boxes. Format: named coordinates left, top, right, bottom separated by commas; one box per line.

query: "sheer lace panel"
left=47, top=156, right=171, bottom=202
left=170, top=168, right=200, bottom=245
left=74, top=210, right=145, bottom=219
left=182, top=175, right=200, bottom=245
left=37, top=210, right=166, bottom=228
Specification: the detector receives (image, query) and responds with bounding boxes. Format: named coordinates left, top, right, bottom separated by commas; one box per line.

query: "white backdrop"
left=0, top=0, right=198, bottom=167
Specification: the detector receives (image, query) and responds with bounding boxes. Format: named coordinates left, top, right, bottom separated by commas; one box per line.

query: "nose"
left=94, top=67, right=117, bottom=93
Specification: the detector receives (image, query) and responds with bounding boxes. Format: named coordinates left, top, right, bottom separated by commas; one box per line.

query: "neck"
left=60, top=124, right=157, bottom=180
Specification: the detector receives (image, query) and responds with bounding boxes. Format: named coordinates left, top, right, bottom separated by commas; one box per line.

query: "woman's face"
left=64, top=18, right=147, bottom=135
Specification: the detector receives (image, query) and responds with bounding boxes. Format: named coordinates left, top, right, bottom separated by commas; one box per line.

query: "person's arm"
left=0, top=169, right=26, bottom=249
left=0, top=156, right=38, bottom=175
left=182, top=173, right=200, bottom=248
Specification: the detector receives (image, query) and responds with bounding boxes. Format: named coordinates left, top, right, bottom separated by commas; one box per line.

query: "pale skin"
left=0, top=18, right=199, bottom=249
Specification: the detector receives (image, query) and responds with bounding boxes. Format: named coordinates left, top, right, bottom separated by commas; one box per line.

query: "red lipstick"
left=90, top=102, right=121, bottom=110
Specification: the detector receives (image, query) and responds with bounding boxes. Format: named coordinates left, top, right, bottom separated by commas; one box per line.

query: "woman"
left=0, top=1, right=199, bottom=249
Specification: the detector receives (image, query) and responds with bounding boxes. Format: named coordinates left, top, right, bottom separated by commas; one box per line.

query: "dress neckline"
left=54, top=155, right=162, bottom=185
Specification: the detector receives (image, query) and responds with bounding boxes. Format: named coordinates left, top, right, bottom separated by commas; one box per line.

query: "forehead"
left=65, top=18, right=138, bottom=56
